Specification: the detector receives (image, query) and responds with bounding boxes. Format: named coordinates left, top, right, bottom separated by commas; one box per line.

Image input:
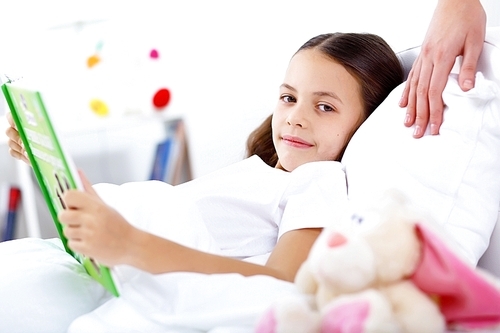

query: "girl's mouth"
left=281, top=135, right=313, bottom=148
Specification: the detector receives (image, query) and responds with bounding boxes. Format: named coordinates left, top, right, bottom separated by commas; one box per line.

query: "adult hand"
left=399, top=0, right=486, bottom=138
left=5, top=112, right=30, bottom=164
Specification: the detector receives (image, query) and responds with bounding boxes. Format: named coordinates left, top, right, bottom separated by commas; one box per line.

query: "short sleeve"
left=278, top=161, right=348, bottom=239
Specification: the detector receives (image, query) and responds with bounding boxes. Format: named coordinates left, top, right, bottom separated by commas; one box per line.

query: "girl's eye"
left=319, top=104, right=335, bottom=112
left=281, top=95, right=296, bottom=103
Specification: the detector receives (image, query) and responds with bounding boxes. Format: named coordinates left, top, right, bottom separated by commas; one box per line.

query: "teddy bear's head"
left=257, top=191, right=441, bottom=333
left=258, top=190, right=500, bottom=333
left=295, top=190, right=423, bottom=298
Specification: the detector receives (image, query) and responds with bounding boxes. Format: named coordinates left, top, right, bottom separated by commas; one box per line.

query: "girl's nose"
left=286, top=105, right=308, bottom=128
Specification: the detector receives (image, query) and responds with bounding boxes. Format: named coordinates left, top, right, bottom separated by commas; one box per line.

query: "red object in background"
left=153, top=88, right=171, bottom=110
left=150, top=49, right=159, bottom=59
left=8, top=187, right=21, bottom=211
left=3, top=187, right=21, bottom=241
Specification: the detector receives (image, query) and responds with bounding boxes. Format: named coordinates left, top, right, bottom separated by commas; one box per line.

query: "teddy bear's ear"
left=412, top=223, right=500, bottom=329
left=373, top=189, right=411, bottom=214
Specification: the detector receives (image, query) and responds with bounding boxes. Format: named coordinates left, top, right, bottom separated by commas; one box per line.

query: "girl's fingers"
left=78, top=170, right=98, bottom=197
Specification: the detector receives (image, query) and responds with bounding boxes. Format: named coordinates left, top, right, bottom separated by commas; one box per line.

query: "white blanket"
left=69, top=270, right=297, bottom=333
left=0, top=180, right=299, bottom=333
left=0, top=237, right=297, bottom=333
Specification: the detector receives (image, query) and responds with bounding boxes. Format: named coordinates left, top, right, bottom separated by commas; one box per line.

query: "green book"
left=1, top=78, right=120, bottom=297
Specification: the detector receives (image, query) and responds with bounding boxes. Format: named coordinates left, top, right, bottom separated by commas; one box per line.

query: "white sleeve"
left=278, top=161, right=348, bottom=239
left=93, top=181, right=220, bottom=254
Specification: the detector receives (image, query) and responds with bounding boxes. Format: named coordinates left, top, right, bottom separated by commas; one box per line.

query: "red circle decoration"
left=150, top=49, right=159, bottom=59
left=152, top=88, right=171, bottom=109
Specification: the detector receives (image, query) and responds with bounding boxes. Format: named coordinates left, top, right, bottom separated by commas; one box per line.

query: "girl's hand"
left=59, top=170, right=136, bottom=267
left=5, top=113, right=30, bottom=164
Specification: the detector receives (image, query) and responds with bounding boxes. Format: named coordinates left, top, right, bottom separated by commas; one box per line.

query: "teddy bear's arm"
left=382, top=281, right=445, bottom=333
left=294, top=261, right=318, bottom=294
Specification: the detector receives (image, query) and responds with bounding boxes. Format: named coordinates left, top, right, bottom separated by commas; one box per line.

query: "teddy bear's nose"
left=327, top=232, right=347, bottom=247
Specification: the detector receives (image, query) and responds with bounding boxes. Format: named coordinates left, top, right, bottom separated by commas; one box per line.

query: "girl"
left=3, top=32, right=403, bottom=331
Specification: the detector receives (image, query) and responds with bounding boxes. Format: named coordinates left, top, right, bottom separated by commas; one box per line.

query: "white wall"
left=1, top=0, right=498, bottom=182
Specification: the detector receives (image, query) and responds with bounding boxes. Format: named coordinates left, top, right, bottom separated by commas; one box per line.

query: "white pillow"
left=341, top=72, right=500, bottom=266
left=0, top=238, right=108, bottom=333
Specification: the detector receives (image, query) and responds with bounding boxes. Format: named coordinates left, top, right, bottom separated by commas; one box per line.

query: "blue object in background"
left=2, top=187, right=21, bottom=241
left=149, top=138, right=173, bottom=181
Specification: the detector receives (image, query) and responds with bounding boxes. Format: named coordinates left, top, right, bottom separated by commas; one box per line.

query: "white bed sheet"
left=69, top=269, right=297, bottom=333
left=0, top=236, right=296, bottom=333
left=0, top=180, right=299, bottom=333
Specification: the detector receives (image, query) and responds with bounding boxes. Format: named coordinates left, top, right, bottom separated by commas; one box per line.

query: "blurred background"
left=0, top=0, right=498, bottom=239
left=1, top=0, right=499, bottom=181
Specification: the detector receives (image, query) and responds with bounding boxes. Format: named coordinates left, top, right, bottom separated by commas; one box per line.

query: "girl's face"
left=272, top=48, right=364, bottom=172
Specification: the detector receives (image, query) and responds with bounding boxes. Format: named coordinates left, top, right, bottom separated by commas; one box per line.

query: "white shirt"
left=94, top=155, right=348, bottom=260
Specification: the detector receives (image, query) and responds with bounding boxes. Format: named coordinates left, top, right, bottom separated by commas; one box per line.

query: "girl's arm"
left=7, top=111, right=320, bottom=281
left=124, top=226, right=319, bottom=282
left=60, top=172, right=321, bottom=282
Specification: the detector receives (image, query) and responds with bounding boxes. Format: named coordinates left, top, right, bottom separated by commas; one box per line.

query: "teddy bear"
left=255, top=190, right=500, bottom=333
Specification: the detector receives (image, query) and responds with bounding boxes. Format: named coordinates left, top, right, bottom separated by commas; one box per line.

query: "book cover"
left=149, top=137, right=173, bottom=181
left=150, top=119, right=192, bottom=185
left=1, top=80, right=120, bottom=297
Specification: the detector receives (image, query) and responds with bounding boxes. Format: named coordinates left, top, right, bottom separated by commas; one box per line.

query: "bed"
left=0, top=27, right=499, bottom=333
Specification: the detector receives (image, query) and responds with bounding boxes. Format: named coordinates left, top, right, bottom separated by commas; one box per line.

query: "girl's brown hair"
left=246, top=32, right=404, bottom=166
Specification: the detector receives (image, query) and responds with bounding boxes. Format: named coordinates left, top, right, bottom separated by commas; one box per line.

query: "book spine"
left=149, top=138, right=173, bottom=181
left=169, top=120, right=192, bottom=185
left=149, top=119, right=193, bottom=185
left=2, top=186, right=21, bottom=241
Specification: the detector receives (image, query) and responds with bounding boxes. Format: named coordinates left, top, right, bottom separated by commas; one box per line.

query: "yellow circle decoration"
left=89, top=99, right=109, bottom=117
